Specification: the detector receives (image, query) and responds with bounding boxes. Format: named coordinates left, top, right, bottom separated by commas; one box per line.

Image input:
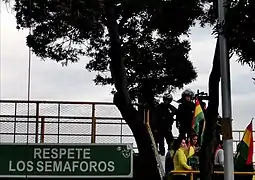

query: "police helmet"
left=181, top=89, right=194, bottom=98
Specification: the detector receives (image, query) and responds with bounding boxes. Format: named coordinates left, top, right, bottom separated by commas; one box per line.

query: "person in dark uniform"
left=154, top=94, right=177, bottom=156
left=176, top=89, right=195, bottom=140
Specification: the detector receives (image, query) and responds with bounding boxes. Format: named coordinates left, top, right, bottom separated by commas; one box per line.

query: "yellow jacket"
left=173, top=147, right=192, bottom=175
left=187, top=146, right=195, bottom=158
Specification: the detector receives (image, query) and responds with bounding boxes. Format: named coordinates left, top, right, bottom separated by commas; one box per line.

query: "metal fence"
left=0, top=100, right=137, bottom=149
left=0, top=100, right=253, bottom=154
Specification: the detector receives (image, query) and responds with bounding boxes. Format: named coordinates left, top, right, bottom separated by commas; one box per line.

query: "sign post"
left=0, top=143, right=133, bottom=178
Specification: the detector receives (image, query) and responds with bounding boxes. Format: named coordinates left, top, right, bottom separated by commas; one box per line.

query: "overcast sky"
left=1, top=5, right=255, bottom=140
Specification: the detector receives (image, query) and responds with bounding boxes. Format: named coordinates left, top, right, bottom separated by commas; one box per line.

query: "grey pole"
left=217, top=0, right=234, bottom=180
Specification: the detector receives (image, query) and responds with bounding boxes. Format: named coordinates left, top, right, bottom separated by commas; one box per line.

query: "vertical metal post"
left=146, top=110, right=150, bottom=125
left=190, top=172, right=194, bottom=180
left=91, top=104, right=96, bottom=143
left=217, top=0, right=234, bottom=179
left=57, top=103, right=60, bottom=143
left=13, top=103, right=17, bottom=143
left=143, top=108, right=150, bottom=125
left=26, top=102, right=30, bottom=143
left=120, top=118, right=123, bottom=143
left=40, top=117, right=45, bottom=143
left=35, top=102, right=39, bottom=143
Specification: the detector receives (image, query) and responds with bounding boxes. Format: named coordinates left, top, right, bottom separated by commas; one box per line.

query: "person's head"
left=181, top=89, right=194, bottom=102
left=163, top=94, right=173, bottom=104
left=201, top=101, right=207, bottom=110
left=218, top=140, right=223, bottom=149
left=192, top=135, right=198, bottom=146
left=176, top=137, right=187, bottom=150
left=181, top=138, right=187, bottom=149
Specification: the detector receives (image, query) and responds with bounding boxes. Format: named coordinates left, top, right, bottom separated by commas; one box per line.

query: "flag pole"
left=217, top=0, right=234, bottom=179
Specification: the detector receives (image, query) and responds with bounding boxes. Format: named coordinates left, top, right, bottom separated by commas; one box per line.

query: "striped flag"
left=191, top=98, right=205, bottom=145
left=192, top=98, right=205, bottom=134
left=234, top=119, right=254, bottom=170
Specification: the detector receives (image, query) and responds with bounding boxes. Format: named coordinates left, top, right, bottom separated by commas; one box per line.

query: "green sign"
left=0, top=143, right=133, bottom=178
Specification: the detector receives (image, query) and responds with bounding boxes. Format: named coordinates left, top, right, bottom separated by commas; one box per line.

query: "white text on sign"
left=8, top=148, right=115, bottom=173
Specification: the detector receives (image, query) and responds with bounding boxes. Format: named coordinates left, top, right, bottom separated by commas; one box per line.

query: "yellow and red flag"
left=234, top=119, right=254, bottom=170
left=191, top=98, right=205, bottom=146
left=192, top=98, right=205, bottom=134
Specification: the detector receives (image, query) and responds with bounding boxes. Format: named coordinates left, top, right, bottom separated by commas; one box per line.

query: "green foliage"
left=8, top=0, right=255, bottom=96
left=200, top=0, right=255, bottom=69
left=12, top=0, right=204, bottom=102
left=226, top=1, right=255, bottom=69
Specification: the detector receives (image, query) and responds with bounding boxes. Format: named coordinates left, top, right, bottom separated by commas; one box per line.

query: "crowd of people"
left=163, top=136, right=224, bottom=180
left=151, top=89, right=224, bottom=180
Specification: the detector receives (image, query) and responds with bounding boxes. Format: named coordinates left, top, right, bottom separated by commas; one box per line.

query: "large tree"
left=15, top=0, right=200, bottom=106
left=9, top=0, right=255, bottom=179
left=10, top=0, right=203, bottom=179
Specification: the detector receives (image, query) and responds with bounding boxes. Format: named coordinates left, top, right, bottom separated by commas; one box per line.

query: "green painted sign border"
left=0, top=143, right=133, bottom=178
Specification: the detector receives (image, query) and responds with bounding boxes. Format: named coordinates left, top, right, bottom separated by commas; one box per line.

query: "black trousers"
left=178, top=122, right=192, bottom=140
left=157, top=128, right=173, bottom=154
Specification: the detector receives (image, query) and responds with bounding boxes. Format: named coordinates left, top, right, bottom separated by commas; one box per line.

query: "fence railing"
left=0, top=100, right=137, bottom=149
left=0, top=100, right=254, bottom=153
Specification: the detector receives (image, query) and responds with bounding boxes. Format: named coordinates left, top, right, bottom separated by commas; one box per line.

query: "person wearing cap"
left=154, top=94, right=177, bottom=156
left=176, top=89, right=195, bottom=140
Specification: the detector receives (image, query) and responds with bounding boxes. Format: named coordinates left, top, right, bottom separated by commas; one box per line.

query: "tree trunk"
left=199, top=38, right=220, bottom=180
left=138, top=80, right=157, bottom=125
left=104, top=2, right=161, bottom=180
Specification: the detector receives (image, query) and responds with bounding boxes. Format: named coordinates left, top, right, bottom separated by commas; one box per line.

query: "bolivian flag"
left=192, top=98, right=205, bottom=134
left=191, top=98, right=205, bottom=145
left=234, top=119, right=254, bottom=170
